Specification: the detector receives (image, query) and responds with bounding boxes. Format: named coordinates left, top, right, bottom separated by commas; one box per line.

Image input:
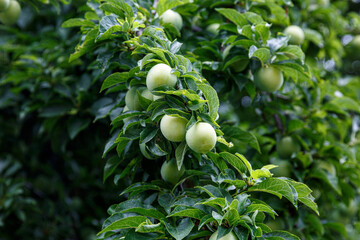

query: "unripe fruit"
left=271, top=159, right=292, bottom=177
left=0, top=0, right=20, bottom=25
left=125, top=86, right=153, bottom=110
left=284, top=25, right=305, bottom=45
left=146, top=63, right=177, bottom=92
left=161, top=159, right=185, bottom=185
left=276, top=136, right=300, bottom=159
left=0, top=0, right=10, bottom=12
left=160, top=115, right=188, bottom=142
left=139, top=143, right=157, bottom=160
left=351, top=35, right=360, bottom=51
left=160, top=9, right=183, bottom=31
left=206, top=23, right=220, bottom=35
left=209, top=231, right=237, bottom=240
left=254, top=66, right=283, bottom=92
left=186, top=122, right=217, bottom=154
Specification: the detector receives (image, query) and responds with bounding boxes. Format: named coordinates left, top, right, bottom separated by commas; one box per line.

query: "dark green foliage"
left=1, top=0, right=360, bottom=239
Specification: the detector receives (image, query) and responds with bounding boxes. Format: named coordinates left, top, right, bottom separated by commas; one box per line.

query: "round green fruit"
left=125, top=86, right=153, bottom=110
left=254, top=66, right=283, bottom=92
left=160, top=159, right=185, bottom=185
left=206, top=23, right=220, bottom=35
left=284, top=25, right=305, bottom=45
left=139, top=143, right=157, bottom=160
left=209, top=231, right=237, bottom=240
left=351, top=35, right=360, bottom=51
left=160, top=9, right=183, bottom=31
left=0, top=0, right=20, bottom=25
left=271, top=159, right=292, bottom=177
left=160, top=115, right=188, bottom=142
left=0, top=0, right=9, bottom=12
left=186, top=122, right=217, bottom=154
left=146, top=63, right=177, bottom=92
left=276, top=136, right=300, bottom=159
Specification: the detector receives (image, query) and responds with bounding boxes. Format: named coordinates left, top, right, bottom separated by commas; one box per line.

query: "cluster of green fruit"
left=0, top=0, right=21, bottom=25
left=252, top=25, right=305, bottom=93
left=123, top=63, right=217, bottom=185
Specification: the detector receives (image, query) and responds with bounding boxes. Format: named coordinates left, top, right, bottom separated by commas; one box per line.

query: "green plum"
left=185, top=122, right=217, bottom=154
left=160, top=9, right=183, bottom=31
left=351, top=35, right=360, bottom=51
left=271, top=159, right=292, bottom=178
left=284, top=25, right=305, bottom=45
left=160, top=115, right=188, bottom=142
left=125, top=86, right=153, bottom=110
left=160, top=159, right=185, bottom=185
left=276, top=136, right=300, bottom=159
left=206, top=23, right=220, bottom=35
left=254, top=66, right=284, bottom=92
left=0, top=0, right=21, bottom=25
left=0, top=0, right=9, bottom=12
left=146, top=63, right=177, bottom=92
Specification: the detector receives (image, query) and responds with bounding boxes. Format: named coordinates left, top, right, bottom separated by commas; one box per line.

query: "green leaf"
left=247, top=178, right=296, bottom=205
left=100, top=72, right=129, bottom=92
left=197, top=83, right=219, bottom=120
left=167, top=206, right=206, bottom=220
left=163, top=218, right=194, bottom=240
left=67, top=118, right=91, bottom=140
left=244, top=204, right=277, bottom=219
left=223, top=209, right=240, bottom=226
left=324, top=97, right=360, bottom=113
left=273, top=61, right=312, bottom=85
left=287, top=119, right=305, bottom=133
left=106, top=0, right=134, bottom=17
left=262, top=230, right=300, bottom=240
left=198, top=215, right=214, bottom=230
left=61, top=18, right=95, bottom=28
left=278, top=45, right=305, bottom=62
left=222, top=126, right=261, bottom=153
left=69, top=29, right=98, bottom=62
left=103, top=155, right=122, bottom=182
left=197, top=197, right=227, bottom=209
left=136, top=221, right=164, bottom=233
left=304, top=28, right=324, bottom=47
left=100, top=3, right=125, bottom=18
left=175, top=142, right=187, bottom=171
left=249, top=47, right=271, bottom=65
left=216, top=8, right=247, bottom=27
left=98, top=15, right=123, bottom=41
left=156, top=0, right=189, bottom=16
left=121, top=208, right=166, bottom=220
left=251, top=169, right=272, bottom=180
left=254, top=23, right=271, bottom=44
left=235, top=153, right=253, bottom=176
left=140, top=126, right=158, bottom=144
left=309, top=169, right=341, bottom=195
left=97, top=216, right=148, bottom=235
left=219, top=152, right=246, bottom=175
